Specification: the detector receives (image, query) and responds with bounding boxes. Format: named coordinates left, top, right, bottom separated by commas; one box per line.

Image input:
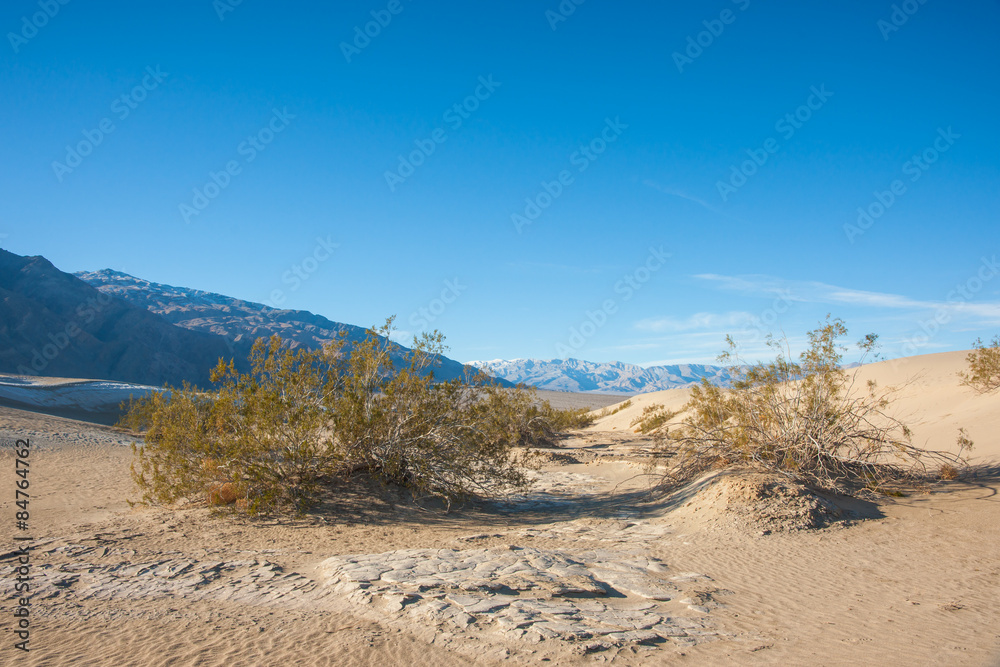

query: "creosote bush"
left=538, top=403, right=596, bottom=432
left=646, top=317, right=973, bottom=493
left=959, top=335, right=1000, bottom=393
left=596, top=399, right=632, bottom=419
left=630, top=403, right=673, bottom=434
left=124, top=318, right=575, bottom=515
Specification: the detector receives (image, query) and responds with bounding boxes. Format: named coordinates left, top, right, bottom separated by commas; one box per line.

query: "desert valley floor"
left=1, top=351, right=999, bottom=666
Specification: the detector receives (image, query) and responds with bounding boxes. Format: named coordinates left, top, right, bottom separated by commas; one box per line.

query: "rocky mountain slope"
left=0, top=251, right=244, bottom=387
left=74, top=268, right=482, bottom=384
left=75, top=269, right=368, bottom=352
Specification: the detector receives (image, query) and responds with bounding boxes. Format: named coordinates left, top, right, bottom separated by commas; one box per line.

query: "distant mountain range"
left=1, top=249, right=725, bottom=395
left=468, top=357, right=730, bottom=395
left=75, top=268, right=373, bottom=353
left=0, top=250, right=485, bottom=388
left=74, top=269, right=482, bottom=384
left=0, top=251, right=242, bottom=387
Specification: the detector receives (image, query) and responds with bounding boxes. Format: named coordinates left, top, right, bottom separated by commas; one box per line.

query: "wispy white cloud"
left=643, top=180, right=720, bottom=213
left=642, top=180, right=746, bottom=223
left=825, top=289, right=927, bottom=309
left=693, top=273, right=805, bottom=300
left=609, top=334, right=810, bottom=367
left=599, top=326, right=809, bottom=366
left=635, top=311, right=756, bottom=333
left=693, top=273, right=1000, bottom=322
left=607, top=268, right=1000, bottom=365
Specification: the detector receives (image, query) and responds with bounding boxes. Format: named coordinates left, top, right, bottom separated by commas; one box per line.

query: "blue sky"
left=2, top=0, right=998, bottom=365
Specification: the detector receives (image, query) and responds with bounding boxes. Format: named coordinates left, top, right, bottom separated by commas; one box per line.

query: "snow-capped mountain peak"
left=467, top=357, right=729, bottom=394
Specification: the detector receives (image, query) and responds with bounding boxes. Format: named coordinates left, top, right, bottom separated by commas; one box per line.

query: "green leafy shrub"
left=540, top=403, right=596, bottom=431
left=326, top=322, right=533, bottom=505
left=123, top=382, right=217, bottom=506
left=630, top=403, right=676, bottom=434
left=125, top=337, right=334, bottom=514
left=123, top=318, right=548, bottom=515
left=616, top=398, right=633, bottom=413
left=959, top=335, right=1000, bottom=393
left=597, top=398, right=633, bottom=418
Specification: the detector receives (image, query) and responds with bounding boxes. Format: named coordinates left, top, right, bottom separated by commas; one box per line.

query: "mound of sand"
left=587, top=387, right=691, bottom=431
left=666, top=472, right=853, bottom=534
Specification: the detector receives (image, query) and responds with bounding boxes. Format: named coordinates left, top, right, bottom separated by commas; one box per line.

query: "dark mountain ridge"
left=0, top=250, right=243, bottom=387
left=75, top=268, right=480, bottom=384
left=0, top=250, right=488, bottom=388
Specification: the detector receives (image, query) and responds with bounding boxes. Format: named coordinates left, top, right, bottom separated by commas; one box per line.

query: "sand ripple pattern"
left=1, top=536, right=726, bottom=652
left=1, top=547, right=326, bottom=610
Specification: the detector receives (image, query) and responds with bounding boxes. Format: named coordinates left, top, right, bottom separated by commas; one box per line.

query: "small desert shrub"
left=938, top=464, right=959, bottom=481
left=648, top=317, right=972, bottom=493
left=597, top=398, right=633, bottom=418
left=124, top=319, right=543, bottom=515
left=123, top=383, right=217, bottom=506
left=477, top=392, right=594, bottom=448
left=959, top=335, right=1000, bottom=393
left=630, top=403, right=675, bottom=434
left=940, top=428, right=976, bottom=481
left=541, top=404, right=596, bottom=431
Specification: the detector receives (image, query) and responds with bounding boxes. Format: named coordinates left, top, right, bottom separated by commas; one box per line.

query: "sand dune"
left=1, top=351, right=999, bottom=665
left=589, top=350, right=1000, bottom=462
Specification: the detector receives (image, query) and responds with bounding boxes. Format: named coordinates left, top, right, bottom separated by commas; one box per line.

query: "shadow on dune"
left=238, top=475, right=675, bottom=531
left=910, top=462, right=1000, bottom=505
left=962, top=462, right=1000, bottom=489
left=288, top=468, right=893, bottom=530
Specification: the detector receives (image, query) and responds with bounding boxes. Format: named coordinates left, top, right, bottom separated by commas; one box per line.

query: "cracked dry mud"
left=322, top=541, right=723, bottom=649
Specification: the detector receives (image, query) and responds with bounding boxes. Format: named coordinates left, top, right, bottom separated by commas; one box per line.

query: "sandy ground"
left=535, top=390, right=627, bottom=411
left=1, top=352, right=999, bottom=666
left=0, top=375, right=160, bottom=426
